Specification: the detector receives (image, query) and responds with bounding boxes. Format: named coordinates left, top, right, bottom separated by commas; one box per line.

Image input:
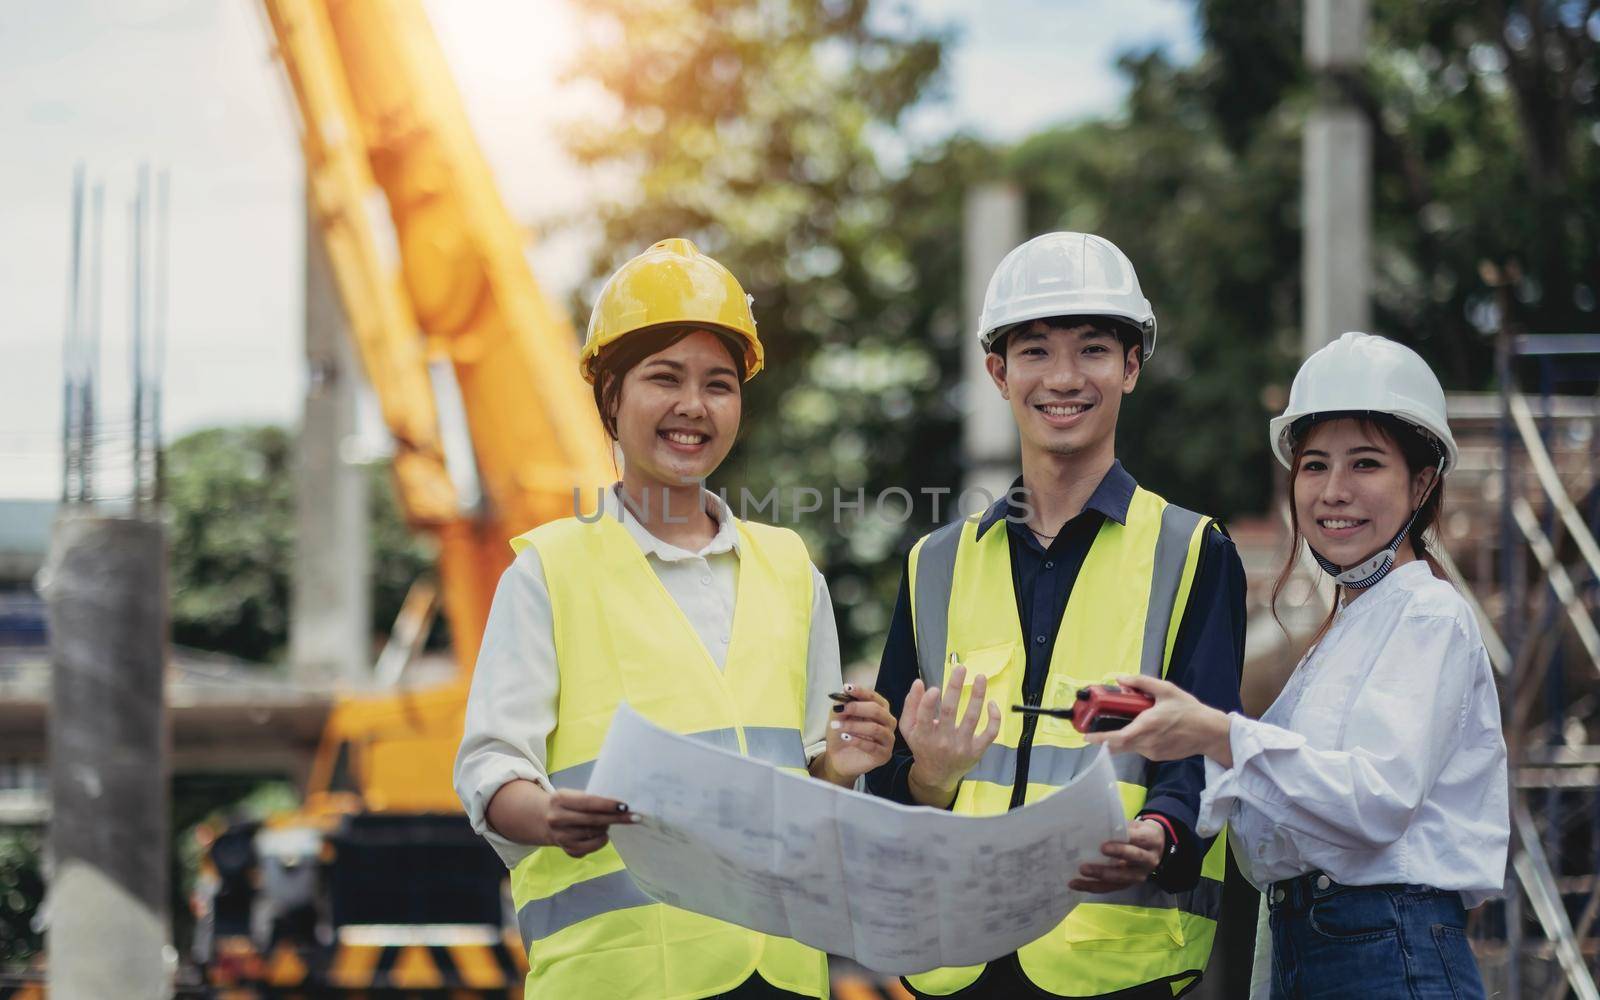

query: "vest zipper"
left=1009, top=670, right=1046, bottom=810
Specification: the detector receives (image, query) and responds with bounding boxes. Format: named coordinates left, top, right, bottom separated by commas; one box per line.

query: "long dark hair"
left=1270, top=413, right=1448, bottom=647
left=591, top=325, right=746, bottom=440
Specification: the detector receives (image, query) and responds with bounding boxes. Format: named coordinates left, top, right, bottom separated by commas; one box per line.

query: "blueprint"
left=585, top=704, right=1127, bottom=975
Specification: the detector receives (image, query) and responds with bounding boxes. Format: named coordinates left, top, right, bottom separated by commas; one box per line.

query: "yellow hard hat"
left=580, top=238, right=764, bottom=383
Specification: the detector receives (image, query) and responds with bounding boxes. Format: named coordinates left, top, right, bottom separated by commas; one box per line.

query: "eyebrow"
left=642, top=358, right=739, bottom=380
left=1301, top=445, right=1387, bottom=458
left=1014, top=325, right=1114, bottom=343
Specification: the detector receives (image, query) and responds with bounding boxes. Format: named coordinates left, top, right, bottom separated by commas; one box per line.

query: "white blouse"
left=453, top=486, right=843, bottom=867
left=1198, top=560, right=1509, bottom=908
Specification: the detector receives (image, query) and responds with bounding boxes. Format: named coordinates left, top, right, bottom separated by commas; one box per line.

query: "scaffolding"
left=1470, top=327, right=1600, bottom=998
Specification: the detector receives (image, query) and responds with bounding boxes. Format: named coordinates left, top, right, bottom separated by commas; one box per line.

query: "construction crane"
left=193, top=1, right=613, bottom=994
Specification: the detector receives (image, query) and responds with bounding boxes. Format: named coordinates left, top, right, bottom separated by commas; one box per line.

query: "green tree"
left=165, top=426, right=434, bottom=662
left=564, top=0, right=964, bottom=661
left=1005, top=0, right=1599, bottom=517
left=564, top=0, right=1599, bottom=658
left=1363, top=0, right=1599, bottom=380
left=166, top=427, right=296, bottom=661
left=0, top=829, right=43, bottom=969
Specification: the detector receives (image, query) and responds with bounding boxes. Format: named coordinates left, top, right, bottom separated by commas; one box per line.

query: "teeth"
left=664, top=431, right=707, bottom=445
left=1040, top=404, right=1089, bottom=416
left=1320, top=519, right=1363, bottom=529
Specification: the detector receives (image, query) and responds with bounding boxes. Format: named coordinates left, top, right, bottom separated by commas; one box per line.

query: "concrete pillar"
left=290, top=197, right=371, bottom=688
left=42, top=514, right=169, bottom=1000
left=1302, top=0, right=1371, bottom=357
left=962, top=184, right=1025, bottom=513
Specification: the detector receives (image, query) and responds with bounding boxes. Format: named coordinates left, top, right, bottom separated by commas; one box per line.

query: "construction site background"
left=2, top=0, right=1599, bottom=998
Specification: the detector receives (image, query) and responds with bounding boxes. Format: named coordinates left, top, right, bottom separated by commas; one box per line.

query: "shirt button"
left=701, top=575, right=712, bottom=586
left=720, top=635, right=730, bottom=645
left=1044, top=560, right=1054, bottom=569
left=1034, top=634, right=1047, bottom=645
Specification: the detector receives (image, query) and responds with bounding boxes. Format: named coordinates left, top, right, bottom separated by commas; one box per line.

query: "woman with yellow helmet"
left=455, top=238, right=895, bottom=999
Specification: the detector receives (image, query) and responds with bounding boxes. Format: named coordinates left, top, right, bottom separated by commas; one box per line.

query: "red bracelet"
left=1138, top=812, right=1179, bottom=858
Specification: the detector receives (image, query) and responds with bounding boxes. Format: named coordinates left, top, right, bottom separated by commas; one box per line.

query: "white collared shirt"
left=454, top=485, right=843, bottom=867
left=1198, top=560, right=1509, bottom=907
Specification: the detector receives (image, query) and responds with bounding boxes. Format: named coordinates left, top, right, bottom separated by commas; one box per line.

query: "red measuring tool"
left=1012, top=684, right=1156, bottom=733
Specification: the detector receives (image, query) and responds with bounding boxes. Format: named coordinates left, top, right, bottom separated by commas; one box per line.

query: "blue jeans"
left=1268, top=873, right=1486, bottom=1000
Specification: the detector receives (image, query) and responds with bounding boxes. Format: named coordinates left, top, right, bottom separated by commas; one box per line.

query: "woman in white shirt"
left=454, top=238, right=896, bottom=1000
left=1087, top=332, right=1508, bottom=1000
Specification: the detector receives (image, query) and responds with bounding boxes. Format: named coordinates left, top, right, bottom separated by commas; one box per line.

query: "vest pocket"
left=1056, top=901, right=1186, bottom=952
left=1039, top=674, right=1103, bottom=743
left=951, top=641, right=1017, bottom=720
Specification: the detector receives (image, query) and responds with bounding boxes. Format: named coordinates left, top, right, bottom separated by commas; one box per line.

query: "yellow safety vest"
left=903, top=486, right=1226, bottom=998
left=505, top=514, right=830, bottom=1000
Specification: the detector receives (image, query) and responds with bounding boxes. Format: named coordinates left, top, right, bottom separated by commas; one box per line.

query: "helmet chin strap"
left=1309, top=508, right=1421, bottom=590
left=1308, top=457, right=1444, bottom=591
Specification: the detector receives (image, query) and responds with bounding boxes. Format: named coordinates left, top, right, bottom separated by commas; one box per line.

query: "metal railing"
left=1488, top=329, right=1600, bottom=998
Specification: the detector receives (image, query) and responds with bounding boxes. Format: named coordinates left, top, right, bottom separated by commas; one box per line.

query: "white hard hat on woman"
left=1267, top=331, right=1455, bottom=589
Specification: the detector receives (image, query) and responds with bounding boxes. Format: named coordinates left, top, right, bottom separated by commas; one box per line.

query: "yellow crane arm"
left=259, top=0, right=457, bottom=527
left=260, top=0, right=614, bottom=672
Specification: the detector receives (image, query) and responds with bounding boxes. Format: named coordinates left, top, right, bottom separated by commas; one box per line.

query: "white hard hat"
left=977, top=232, right=1157, bottom=357
left=1268, top=331, right=1458, bottom=475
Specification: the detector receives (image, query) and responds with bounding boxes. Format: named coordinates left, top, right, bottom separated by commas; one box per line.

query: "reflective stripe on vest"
left=516, top=869, right=652, bottom=942
left=966, top=738, right=1149, bottom=788
left=912, top=499, right=1203, bottom=689
left=505, top=514, right=828, bottom=1000
left=903, top=487, right=1227, bottom=997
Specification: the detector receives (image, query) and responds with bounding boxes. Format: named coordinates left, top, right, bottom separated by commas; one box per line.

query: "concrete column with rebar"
left=42, top=513, right=169, bottom=1000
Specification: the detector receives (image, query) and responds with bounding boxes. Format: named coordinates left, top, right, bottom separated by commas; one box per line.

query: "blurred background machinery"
left=190, top=0, right=614, bottom=994
left=3, top=0, right=1599, bottom=997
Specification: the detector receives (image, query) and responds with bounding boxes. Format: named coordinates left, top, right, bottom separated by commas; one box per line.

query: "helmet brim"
left=1270, top=408, right=1457, bottom=476
left=981, top=313, right=1155, bottom=359
left=580, top=320, right=764, bottom=384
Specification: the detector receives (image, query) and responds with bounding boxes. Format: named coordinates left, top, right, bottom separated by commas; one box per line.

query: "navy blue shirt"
left=865, top=461, right=1247, bottom=892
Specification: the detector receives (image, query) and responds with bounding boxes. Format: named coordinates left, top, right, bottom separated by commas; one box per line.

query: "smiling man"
left=866, top=232, right=1247, bottom=999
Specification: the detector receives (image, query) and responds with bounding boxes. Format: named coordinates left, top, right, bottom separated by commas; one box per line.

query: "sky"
left=0, top=0, right=1196, bottom=500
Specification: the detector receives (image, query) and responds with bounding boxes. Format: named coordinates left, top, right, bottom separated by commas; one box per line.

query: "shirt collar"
left=605, top=483, right=741, bottom=560
left=1335, top=558, right=1433, bottom=617
left=975, top=460, right=1137, bottom=540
